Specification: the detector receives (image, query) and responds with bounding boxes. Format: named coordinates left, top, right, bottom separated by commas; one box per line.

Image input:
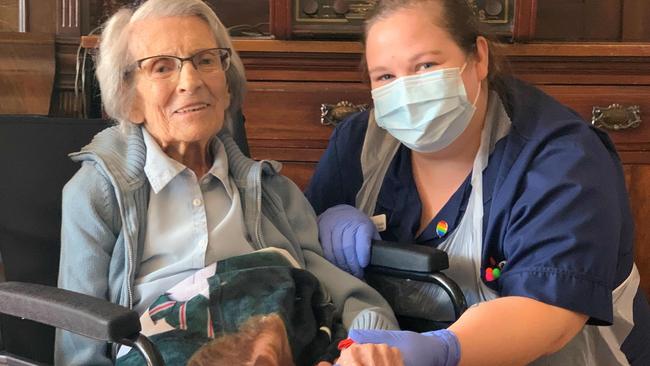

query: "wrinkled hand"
left=335, top=344, right=404, bottom=366
left=347, top=329, right=460, bottom=366
left=317, top=204, right=379, bottom=278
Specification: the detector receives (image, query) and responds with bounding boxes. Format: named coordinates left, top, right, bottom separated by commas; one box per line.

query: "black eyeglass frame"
left=134, top=47, right=232, bottom=77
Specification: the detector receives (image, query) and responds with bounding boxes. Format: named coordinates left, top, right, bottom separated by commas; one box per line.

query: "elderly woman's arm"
left=55, top=162, right=120, bottom=365
left=263, top=173, right=399, bottom=332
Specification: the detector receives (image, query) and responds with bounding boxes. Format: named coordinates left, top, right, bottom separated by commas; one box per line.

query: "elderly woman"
left=54, top=0, right=398, bottom=364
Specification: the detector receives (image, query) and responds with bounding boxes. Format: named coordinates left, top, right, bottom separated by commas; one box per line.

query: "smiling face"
left=365, top=2, right=487, bottom=105
left=128, top=15, right=230, bottom=148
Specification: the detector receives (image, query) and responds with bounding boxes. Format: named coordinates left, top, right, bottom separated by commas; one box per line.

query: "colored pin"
left=485, top=258, right=506, bottom=282
left=485, top=267, right=494, bottom=281
left=436, top=220, right=448, bottom=237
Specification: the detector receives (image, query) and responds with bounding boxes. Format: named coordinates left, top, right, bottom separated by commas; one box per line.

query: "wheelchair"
left=0, top=114, right=466, bottom=365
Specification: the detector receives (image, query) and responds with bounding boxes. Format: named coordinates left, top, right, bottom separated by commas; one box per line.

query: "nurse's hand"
left=335, top=344, right=404, bottom=366
left=347, top=329, right=460, bottom=366
left=317, top=204, right=379, bottom=278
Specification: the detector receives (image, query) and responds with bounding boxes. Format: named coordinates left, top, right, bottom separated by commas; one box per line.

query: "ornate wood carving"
left=51, top=36, right=85, bottom=117
left=56, top=0, right=80, bottom=36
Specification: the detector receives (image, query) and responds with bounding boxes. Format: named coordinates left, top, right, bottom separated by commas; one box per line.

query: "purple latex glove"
left=316, top=204, right=379, bottom=278
left=347, top=329, right=461, bottom=366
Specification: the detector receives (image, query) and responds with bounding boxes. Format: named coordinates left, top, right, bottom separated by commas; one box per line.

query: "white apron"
left=356, top=91, right=639, bottom=365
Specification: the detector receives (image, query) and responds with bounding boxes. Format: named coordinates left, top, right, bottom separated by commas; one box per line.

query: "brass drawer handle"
left=321, top=101, right=368, bottom=127
left=592, top=104, right=641, bottom=131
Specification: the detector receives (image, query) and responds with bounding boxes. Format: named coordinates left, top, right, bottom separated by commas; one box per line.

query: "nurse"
left=305, top=0, right=650, bottom=365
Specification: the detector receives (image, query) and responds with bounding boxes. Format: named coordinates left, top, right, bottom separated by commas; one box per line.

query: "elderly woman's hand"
left=335, top=343, right=405, bottom=366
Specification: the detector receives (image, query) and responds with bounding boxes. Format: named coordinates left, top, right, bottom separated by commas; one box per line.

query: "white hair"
left=95, top=0, right=247, bottom=133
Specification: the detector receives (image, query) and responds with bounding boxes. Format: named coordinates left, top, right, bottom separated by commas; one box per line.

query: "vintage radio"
left=270, top=0, right=537, bottom=41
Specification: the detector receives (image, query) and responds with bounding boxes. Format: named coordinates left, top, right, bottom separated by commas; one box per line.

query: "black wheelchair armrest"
left=369, top=240, right=449, bottom=272
left=367, top=240, right=468, bottom=321
left=0, top=282, right=163, bottom=366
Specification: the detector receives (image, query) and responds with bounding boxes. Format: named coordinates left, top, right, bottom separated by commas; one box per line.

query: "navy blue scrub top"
left=305, top=79, right=650, bottom=363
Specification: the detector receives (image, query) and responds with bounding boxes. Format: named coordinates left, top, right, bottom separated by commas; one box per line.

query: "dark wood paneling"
left=206, top=0, right=269, bottom=31
left=513, top=0, right=538, bottom=41
left=0, top=32, right=55, bottom=114
left=622, top=0, right=650, bottom=41
left=535, top=0, right=622, bottom=41
left=269, top=0, right=291, bottom=39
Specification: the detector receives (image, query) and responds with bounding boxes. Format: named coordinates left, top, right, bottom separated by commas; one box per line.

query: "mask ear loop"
left=460, top=61, right=482, bottom=107
left=472, top=81, right=482, bottom=107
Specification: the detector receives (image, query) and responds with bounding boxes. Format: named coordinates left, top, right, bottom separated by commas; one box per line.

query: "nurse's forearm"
left=448, top=296, right=588, bottom=366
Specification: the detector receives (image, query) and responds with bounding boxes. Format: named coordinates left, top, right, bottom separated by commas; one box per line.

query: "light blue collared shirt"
left=133, top=129, right=252, bottom=315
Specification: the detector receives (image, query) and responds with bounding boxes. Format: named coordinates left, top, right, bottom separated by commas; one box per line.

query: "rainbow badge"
left=436, top=220, right=448, bottom=237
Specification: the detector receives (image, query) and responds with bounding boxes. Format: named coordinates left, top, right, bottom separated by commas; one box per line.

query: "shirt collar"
left=143, top=129, right=186, bottom=194
left=142, top=129, right=233, bottom=196
left=207, top=137, right=233, bottom=197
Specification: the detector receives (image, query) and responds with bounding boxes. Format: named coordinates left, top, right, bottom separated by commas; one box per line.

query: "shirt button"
left=192, top=198, right=202, bottom=206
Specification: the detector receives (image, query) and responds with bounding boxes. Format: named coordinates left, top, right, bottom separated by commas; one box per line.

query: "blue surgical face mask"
left=371, top=64, right=480, bottom=153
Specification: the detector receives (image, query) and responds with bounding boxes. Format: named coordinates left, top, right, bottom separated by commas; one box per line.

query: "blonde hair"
left=95, top=0, right=246, bottom=133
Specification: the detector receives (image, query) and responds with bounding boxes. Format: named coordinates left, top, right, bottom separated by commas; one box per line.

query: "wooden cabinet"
left=67, top=1, right=650, bottom=300
left=233, top=40, right=650, bottom=298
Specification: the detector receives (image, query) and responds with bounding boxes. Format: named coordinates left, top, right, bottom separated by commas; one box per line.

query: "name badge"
left=370, top=214, right=387, bottom=232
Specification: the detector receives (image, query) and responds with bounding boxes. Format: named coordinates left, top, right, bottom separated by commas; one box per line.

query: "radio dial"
left=333, top=0, right=350, bottom=15
left=484, top=0, right=503, bottom=16
left=302, top=0, right=320, bottom=16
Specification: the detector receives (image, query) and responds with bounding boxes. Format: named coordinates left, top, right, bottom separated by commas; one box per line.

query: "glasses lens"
left=194, top=49, right=230, bottom=72
left=142, top=57, right=179, bottom=79
left=193, top=49, right=224, bottom=73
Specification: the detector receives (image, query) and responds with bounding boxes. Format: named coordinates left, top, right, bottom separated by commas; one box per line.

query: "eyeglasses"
left=135, top=48, right=231, bottom=80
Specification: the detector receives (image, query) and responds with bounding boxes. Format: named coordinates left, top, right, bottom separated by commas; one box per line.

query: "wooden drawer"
left=245, top=83, right=650, bottom=148
left=243, top=80, right=370, bottom=188
left=538, top=85, right=650, bottom=154
left=245, top=82, right=650, bottom=188
left=243, top=81, right=370, bottom=151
